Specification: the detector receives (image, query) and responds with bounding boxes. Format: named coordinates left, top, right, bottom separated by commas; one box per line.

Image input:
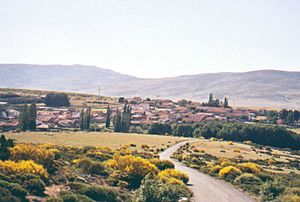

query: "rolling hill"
left=1, top=64, right=299, bottom=108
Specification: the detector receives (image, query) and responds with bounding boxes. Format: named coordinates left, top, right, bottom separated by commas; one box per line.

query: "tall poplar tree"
left=19, top=105, right=29, bottom=131
left=28, top=103, right=37, bottom=131
left=105, top=106, right=111, bottom=128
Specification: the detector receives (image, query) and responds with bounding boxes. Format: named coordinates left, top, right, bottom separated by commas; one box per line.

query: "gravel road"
left=159, top=140, right=255, bottom=202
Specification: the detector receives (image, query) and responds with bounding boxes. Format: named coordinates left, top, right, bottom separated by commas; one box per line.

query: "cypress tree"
left=208, top=93, right=213, bottom=106
left=114, top=109, right=122, bottom=132
left=79, top=109, right=85, bottom=130
left=85, top=107, right=91, bottom=130
left=105, top=106, right=111, bottom=128
left=19, top=105, right=29, bottom=131
left=28, top=103, right=37, bottom=131
left=224, top=97, right=229, bottom=108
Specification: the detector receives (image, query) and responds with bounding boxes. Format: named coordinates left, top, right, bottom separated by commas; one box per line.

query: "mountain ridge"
left=1, top=64, right=299, bottom=109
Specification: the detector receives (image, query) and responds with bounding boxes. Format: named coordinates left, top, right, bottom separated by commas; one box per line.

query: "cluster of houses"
left=0, top=96, right=268, bottom=131
left=128, top=97, right=255, bottom=126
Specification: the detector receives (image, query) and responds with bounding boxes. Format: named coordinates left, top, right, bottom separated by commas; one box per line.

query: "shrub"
left=60, top=192, right=94, bottom=202
left=0, top=180, right=27, bottom=201
left=284, top=187, right=300, bottom=196
left=0, top=160, right=48, bottom=178
left=279, top=194, right=300, bottom=202
left=209, top=165, right=222, bottom=175
left=0, top=135, right=15, bottom=161
left=219, top=158, right=235, bottom=167
left=257, top=172, right=274, bottom=182
left=76, top=158, right=94, bottom=172
left=219, top=166, right=242, bottom=181
left=234, top=173, right=262, bottom=194
left=76, top=158, right=107, bottom=176
left=193, top=148, right=200, bottom=153
left=260, top=180, right=285, bottom=201
left=134, top=176, right=192, bottom=202
left=0, top=187, right=21, bottom=202
left=233, top=148, right=241, bottom=153
left=46, top=197, right=63, bottom=202
left=141, top=144, right=149, bottom=149
left=86, top=151, right=112, bottom=161
left=158, top=169, right=189, bottom=184
left=129, top=142, right=137, bottom=147
left=88, top=162, right=108, bottom=176
left=149, top=158, right=175, bottom=171
left=243, top=140, right=253, bottom=145
left=105, top=154, right=158, bottom=188
left=80, top=185, right=121, bottom=202
left=240, top=162, right=261, bottom=173
left=10, top=144, right=55, bottom=169
left=234, top=173, right=261, bottom=185
left=23, top=178, right=46, bottom=196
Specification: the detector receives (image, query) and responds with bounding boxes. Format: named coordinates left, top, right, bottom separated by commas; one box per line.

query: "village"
left=0, top=91, right=275, bottom=132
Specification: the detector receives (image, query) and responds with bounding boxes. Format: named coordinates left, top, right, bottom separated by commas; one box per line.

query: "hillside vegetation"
left=1, top=64, right=300, bottom=108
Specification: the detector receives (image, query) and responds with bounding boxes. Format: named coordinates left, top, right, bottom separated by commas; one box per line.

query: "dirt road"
left=159, top=140, right=255, bottom=202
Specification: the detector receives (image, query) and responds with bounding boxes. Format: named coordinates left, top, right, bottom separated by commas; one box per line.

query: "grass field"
left=190, top=139, right=300, bottom=174
left=3, top=132, right=190, bottom=149
left=290, top=128, right=300, bottom=134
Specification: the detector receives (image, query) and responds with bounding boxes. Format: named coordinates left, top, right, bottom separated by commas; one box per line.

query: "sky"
left=0, top=0, right=300, bottom=78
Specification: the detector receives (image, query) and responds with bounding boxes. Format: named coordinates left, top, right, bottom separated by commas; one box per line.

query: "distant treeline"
left=0, top=93, right=70, bottom=106
left=0, top=93, right=44, bottom=104
left=146, top=122, right=300, bottom=150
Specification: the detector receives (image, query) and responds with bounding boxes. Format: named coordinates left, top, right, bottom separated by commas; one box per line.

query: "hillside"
left=1, top=64, right=300, bottom=108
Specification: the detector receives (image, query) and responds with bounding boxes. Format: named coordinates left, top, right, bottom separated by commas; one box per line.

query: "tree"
left=148, top=123, right=172, bottom=135
left=280, top=109, right=288, bottom=120
left=79, top=109, right=85, bottom=130
left=105, top=106, right=111, bottom=128
left=79, top=107, right=92, bottom=130
left=114, top=105, right=131, bottom=133
left=45, top=93, right=70, bottom=107
left=84, top=107, right=91, bottom=130
left=208, top=93, right=214, bottom=106
left=121, top=104, right=131, bottom=133
left=178, top=99, right=188, bottom=107
left=223, top=97, right=229, bottom=108
left=28, top=103, right=37, bottom=131
left=0, top=135, right=14, bottom=160
left=114, top=109, right=122, bottom=132
left=293, top=110, right=300, bottom=122
left=286, top=111, right=294, bottom=125
left=18, top=105, right=29, bottom=131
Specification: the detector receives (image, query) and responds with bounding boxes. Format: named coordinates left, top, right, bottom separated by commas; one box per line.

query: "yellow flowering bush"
left=149, top=158, right=174, bottom=170
left=106, top=154, right=158, bottom=177
left=233, top=148, right=241, bottom=153
left=10, top=144, right=55, bottom=168
left=219, top=158, right=235, bottom=167
left=106, top=154, right=158, bottom=188
left=240, top=162, right=260, bottom=173
left=158, top=169, right=189, bottom=184
left=219, top=166, right=242, bottom=180
left=209, top=165, right=222, bottom=174
left=95, top=146, right=114, bottom=154
left=0, top=160, right=48, bottom=178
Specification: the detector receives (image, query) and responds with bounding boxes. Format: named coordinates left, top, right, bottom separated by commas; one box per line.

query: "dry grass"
left=191, top=139, right=298, bottom=162
left=290, top=128, right=300, bottom=135
left=4, top=132, right=190, bottom=150
left=190, top=139, right=300, bottom=174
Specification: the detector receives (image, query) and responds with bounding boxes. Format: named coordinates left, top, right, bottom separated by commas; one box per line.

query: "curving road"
left=159, top=140, right=255, bottom=202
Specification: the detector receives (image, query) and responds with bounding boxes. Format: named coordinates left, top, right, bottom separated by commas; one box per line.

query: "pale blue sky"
left=1, top=0, right=300, bottom=78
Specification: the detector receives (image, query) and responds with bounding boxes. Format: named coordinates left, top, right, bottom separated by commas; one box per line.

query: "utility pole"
left=98, top=86, right=101, bottom=97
